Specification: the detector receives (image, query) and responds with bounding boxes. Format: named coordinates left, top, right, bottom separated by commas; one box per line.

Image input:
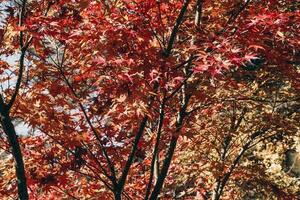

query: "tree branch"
left=195, top=0, right=203, bottom=27
left=149, top=93, right=191, bottom=200
left=217, top=0, right=251, bottom=35
left=145, top=100, right=166, bottom=200
left=164, top=0, right=190, bottom=57
left=116, top=116, right=148, bottom=194
left=212, top=128, right=268, bottom=200
left=55, top=47, right=118, bottom=185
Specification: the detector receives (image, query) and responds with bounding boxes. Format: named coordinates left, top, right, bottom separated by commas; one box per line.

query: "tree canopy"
left=0, top=0, right=299, bottom=199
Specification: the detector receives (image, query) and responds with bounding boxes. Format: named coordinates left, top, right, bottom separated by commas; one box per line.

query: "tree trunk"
left=114, top=190, right=122, bottom=200
left=148, top=136, right=178, bottom=200
left=0, top=112, right=29, bottom=200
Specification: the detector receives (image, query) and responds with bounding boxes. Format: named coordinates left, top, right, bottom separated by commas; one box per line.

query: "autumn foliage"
left=0, top=0, right=299, bottom=199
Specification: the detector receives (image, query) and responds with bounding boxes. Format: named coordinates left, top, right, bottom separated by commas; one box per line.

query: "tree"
left=0, top=0, right=299, bottom=199
left=169, top=62, right=299, bottom=199
left=0, top=0, right=32, bottom=199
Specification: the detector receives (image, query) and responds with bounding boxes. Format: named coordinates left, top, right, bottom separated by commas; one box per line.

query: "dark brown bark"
left=149, top=93, right=191, bottom=200
left=164, top=0, right=191, bottom=57
left=0, top=112, right=29, bottom=200
left=144, top=101, right=165, bottom=200
left=0, top=1, right=31, bottom=199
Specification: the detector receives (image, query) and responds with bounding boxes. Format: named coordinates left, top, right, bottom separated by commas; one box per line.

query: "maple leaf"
left=93, top=56, right=106, bottom=65
left=193, top=64, right=209, bottom=73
